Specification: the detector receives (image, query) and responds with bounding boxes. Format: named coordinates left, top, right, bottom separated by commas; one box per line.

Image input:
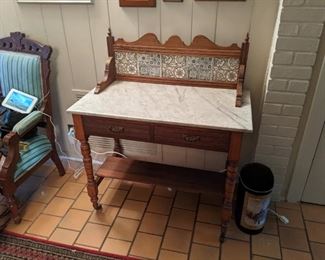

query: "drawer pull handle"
left=109, top=126, right=124, bottom=133
left=183, top=135, right=200, bottom=142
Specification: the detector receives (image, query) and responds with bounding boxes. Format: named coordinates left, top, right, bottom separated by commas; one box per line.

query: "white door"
left=302, top=123, right=325, bottom=204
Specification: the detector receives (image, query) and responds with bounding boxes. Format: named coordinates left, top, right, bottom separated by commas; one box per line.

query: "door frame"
left=287, top=57, right=325, bottom=202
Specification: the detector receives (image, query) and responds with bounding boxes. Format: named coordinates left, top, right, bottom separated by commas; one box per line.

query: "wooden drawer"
left=154, top=125, right=230, bottom=152
left=83, top=116, right=152, bottom=142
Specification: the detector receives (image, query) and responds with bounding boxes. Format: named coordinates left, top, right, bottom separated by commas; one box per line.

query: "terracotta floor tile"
left=168, top=208, right=196, bottom=230
left=158, top=250, right=187, bottom=260
left=190, top=243, right=219, bottom=260
left=263, top=216, right=278, bottom=235
left=310, top=242, right=325, bottom=260
left=109, top=179, right=133, bottom=190
left=252, top=234, right=281, bottom=259
left=154, top=185, right=176, bottom=198
left=162, top=227, right=192, bottom=253
left=277, top=208, right=304, bottom=229
left=301, top=203, right=325, bottom=223
left=76, top=223, right=109, bottom=248
left=193, top=222, right=220, bottom=247
left=30, top=186, right=59, bottom=204
left=130, top=232, right=162, bottom=259
left=279, top=226, right=309, bottom=251
left=44, top=171, right=70, bottom=188
left=49, top=228, right=79, bottom=245
left=139, top=212, right=168, bottom=235
left=72, top=192, right=95, bottom=211
left=5, top=219, right=32, bottom=234
left=221, top=239, right=250, bottom=260
left=59, top=209, right=91, bottom=231
left=281, top=248, right=312, bottom=260
left=200, top=192, right=223, bottom=206
left=147, top=196, right=172, bottom=215
left=68, top=171, right=87, bottom=184
left=57, top=182, right=84, bottom=199
left=118, top=200, right=146, bottom=220
left=276, top=201, right=301, bottom=211
left=197, top=204, right=221, bottom=225
left=306, top=221, right=325, bottom=243
left=127, top=183, right=153, bottom=202
left=21, top=201, right=46, bottom=221
left=27, top=214, right=61, bottom=237
left=108, top=217, right=139, bottom=241
left=226, top=219, right=250, bottom=242
left=100, top=188, right=127, bottom=207
left=174, top=191, right=199, bottom=211
left=89, top=205, right=119, bottom=226
left=43, top=197, right=74, bottom=217
left=101, top=238, right=131, bottom=256
left=98, top=178, right=112, bottom=195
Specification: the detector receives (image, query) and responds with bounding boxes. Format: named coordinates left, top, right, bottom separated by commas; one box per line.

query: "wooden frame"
left=95, top=29, right=249, bottom=107
left=119, top=0, right=156, bottom=7
left=0, top=32, right=65, bottom=223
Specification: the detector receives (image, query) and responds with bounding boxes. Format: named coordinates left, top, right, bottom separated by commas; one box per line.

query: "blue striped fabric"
left=0, top=51, right=43, bottom=100
left=14, top=135, right=52, bottom=181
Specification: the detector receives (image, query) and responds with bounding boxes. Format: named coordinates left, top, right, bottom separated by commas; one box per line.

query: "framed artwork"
left=119, top=0, right=156, bottom=7
left=17, top=0, right=92, bottom=3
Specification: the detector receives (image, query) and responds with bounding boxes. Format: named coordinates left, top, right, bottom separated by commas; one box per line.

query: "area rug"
left=0, top=231, right=137, bottom=260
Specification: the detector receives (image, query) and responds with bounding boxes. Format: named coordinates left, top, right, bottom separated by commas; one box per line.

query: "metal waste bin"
left=235, top=163, right=274, bottom=234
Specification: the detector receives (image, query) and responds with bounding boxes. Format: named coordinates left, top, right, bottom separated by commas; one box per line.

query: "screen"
left=6, top=91, right=34, bottom=112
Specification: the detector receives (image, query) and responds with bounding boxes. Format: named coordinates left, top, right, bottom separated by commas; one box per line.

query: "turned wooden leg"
left=3, top=183, right=21, bottom=224
left=113, top=138, right=123, bottom=157
left=80, top=140, right=102, bottom=210
left=220, top=132, right=242, bottom=242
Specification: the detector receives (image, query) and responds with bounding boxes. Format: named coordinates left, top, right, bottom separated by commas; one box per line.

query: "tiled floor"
left=4, top=161, right=325, bottom=260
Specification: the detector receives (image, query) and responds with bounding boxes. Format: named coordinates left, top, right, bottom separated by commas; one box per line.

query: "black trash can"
left=235, top=163, right=274, bottom=234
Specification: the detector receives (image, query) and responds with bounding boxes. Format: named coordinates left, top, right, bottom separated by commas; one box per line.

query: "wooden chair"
left=0, top=32, right=65, bottom=223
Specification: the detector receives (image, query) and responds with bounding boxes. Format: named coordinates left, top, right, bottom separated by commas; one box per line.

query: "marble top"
left=67, top=81, right=253, bottom=133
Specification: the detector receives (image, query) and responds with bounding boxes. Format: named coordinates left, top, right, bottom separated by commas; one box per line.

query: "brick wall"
left=255, top=0, right=325, bottom=199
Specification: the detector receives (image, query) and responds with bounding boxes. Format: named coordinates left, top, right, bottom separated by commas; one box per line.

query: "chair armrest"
left=0, top=132, right=20, bottom=180
left=12, top=111, right=43, bottom=137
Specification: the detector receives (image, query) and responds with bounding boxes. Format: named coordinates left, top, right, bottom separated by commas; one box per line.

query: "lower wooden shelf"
left=96, top=156, right=225, bottom=194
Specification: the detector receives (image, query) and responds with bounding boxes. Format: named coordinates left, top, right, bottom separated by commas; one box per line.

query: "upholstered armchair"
left=0, top=32, right=65, bottom=223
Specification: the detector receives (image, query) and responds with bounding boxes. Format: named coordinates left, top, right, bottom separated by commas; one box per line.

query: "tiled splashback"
left=115, top=51, right=240, bottom=83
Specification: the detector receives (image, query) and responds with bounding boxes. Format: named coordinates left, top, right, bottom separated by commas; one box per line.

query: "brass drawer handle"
left=109, top=126, right=124, bottom=133
left=183, top=134, right=200, bottom=143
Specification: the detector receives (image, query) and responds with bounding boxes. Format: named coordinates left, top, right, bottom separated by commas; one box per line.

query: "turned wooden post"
left=220, top=132, right=242, bottom=242
left=73, top=115, right=101, bottom=210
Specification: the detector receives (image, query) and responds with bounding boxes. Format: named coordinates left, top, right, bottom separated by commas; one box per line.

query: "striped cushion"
left=0, top=51, right=43, bottom=101
left=14, top=135, right=52, bottom=181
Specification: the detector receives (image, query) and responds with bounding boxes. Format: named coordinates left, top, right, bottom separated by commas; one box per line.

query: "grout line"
left=125, top=185, right=156, bottom=258
left=188, top=192, right=201, bottom=260
left=98, top=181, right=134, bottom=255
left=156, top=189, right=179, bottom=259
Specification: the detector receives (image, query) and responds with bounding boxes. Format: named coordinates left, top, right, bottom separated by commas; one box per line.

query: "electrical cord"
left=41, top=111, right=127, bottom=179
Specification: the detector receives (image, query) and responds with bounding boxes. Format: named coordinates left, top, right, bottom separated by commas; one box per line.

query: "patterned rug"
left=0, top=231, right=136, bottom=260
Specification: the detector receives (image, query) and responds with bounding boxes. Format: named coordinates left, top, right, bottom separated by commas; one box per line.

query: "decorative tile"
left=186, top=56, right=213, bottom=81
left=162, top=55, right=187, bottom=79
left=138, top=53, right=161, bottom=77
left=212, top=57, right=239, bottom=82
left=115, top=51, right=138, bottom=75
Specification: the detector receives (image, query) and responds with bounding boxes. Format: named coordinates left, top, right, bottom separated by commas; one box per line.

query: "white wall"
left=0, top=0, right=278, bottom=171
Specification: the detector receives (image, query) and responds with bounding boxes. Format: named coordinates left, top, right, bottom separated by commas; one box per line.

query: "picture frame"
left=17, top=0, right=92, bottom=3
left=119, top=0, right=156, bottom=7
